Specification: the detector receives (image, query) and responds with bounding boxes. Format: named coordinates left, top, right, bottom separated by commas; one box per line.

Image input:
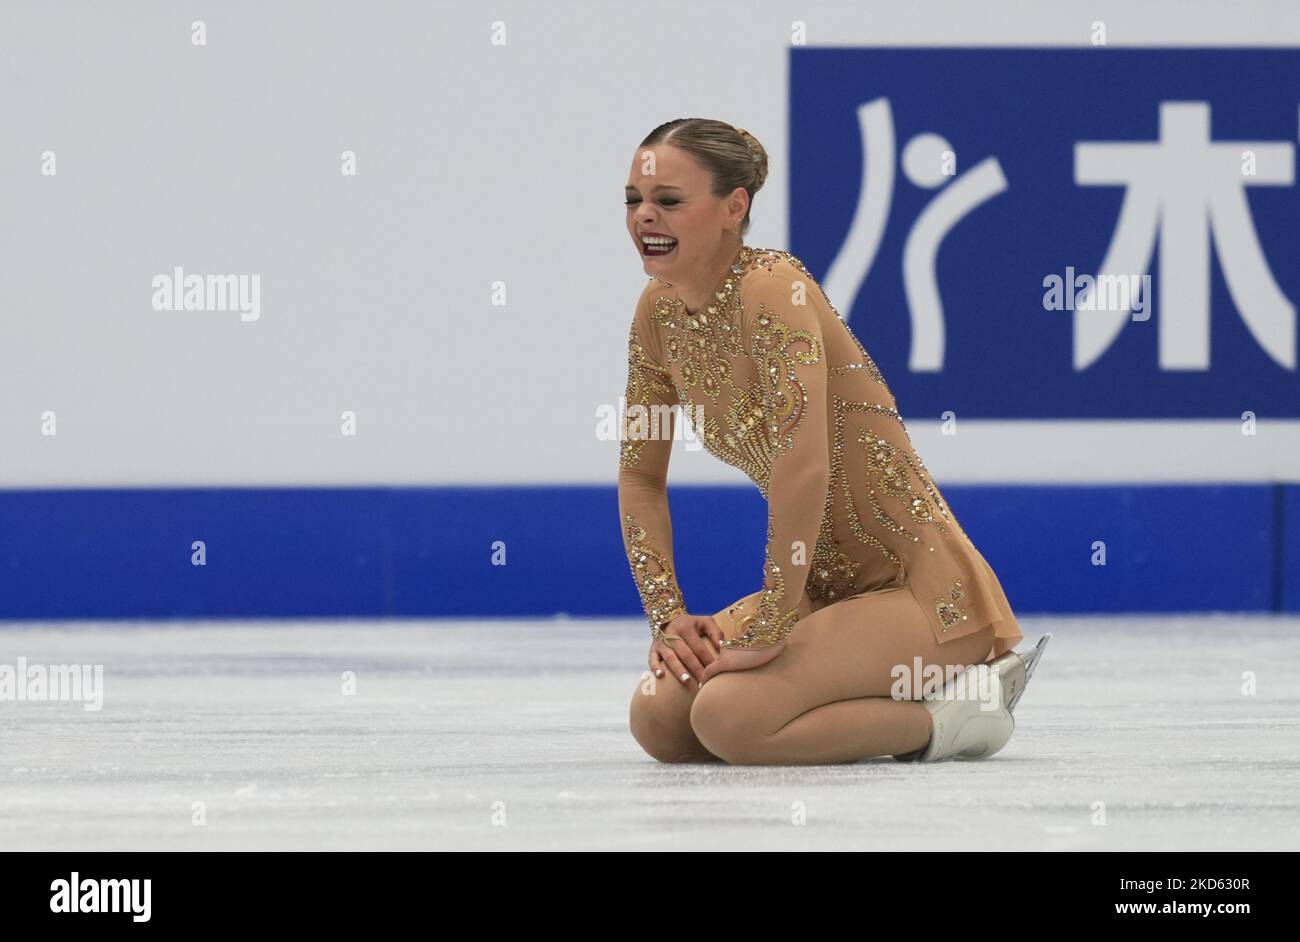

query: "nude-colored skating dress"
left=618, top=244, right=1023, bottom=660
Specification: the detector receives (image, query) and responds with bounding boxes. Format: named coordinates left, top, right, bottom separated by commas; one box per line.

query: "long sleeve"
left=721, top=272, right=831, bottom=650
left=618, top=294, right=687, bottom=636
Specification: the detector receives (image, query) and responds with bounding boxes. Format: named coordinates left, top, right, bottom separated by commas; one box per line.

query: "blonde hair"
left=638, top=119, right=769, bottom=236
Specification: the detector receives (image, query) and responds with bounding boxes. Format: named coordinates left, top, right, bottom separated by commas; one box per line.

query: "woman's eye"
left=660, top=199, right=678, bottom=207
left=624, top=199, right=640, bottom=206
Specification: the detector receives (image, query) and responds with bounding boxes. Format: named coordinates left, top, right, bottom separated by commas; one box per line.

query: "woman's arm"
left=720, top=271, right=831, bottom=651
left=617, top=295, right=687, bottom=639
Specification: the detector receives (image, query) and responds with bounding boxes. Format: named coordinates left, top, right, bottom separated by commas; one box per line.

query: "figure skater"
left=619, top=118, right=1049, bottom=765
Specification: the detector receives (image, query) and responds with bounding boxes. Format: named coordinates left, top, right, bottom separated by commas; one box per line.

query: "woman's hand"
left=649, top=613, right=724, bottom=687
left=700, top=640, right=786, bottom=685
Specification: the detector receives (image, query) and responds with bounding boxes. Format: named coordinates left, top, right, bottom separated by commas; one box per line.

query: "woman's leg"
left=688, top=587, right=996, bottom=765
left=628, top=664, right=720, bottom=763
left=627, top=590, right=772, bottom=763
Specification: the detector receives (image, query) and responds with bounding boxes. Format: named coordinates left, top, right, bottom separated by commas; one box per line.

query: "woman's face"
left=625, top=144, right=744, bottom=282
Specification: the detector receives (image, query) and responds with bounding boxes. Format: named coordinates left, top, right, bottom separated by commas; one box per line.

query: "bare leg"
left=626, top=591, right=771, bottom=763
left=688, top=587, right=996, bottom=765
left=628, top=664, right=720, bottom=763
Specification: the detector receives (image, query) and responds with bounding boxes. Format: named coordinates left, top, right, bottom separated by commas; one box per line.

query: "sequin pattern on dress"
left=618, top=320, right=677, bottom=470
left=724, top=512, right=800, bottom=649
left=617, top=244, right=1012, bottom=651
left=934, top=580, right=968, bottom=631
left=751, top=303, right=823, bottom=457
left=623, top=511, right=686, bottom=634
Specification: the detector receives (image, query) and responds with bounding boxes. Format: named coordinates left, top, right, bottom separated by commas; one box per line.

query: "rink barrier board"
left=0, top=483, right=1293, bottom=620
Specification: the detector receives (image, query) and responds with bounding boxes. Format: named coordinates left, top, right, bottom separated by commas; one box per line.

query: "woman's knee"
left=688, top=678, right=770, bottom=765
left=629, top=673, right=713, bottom=763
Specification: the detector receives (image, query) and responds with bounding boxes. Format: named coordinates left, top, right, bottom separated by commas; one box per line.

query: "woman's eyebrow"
left=624, top=183, right=684, bottom=192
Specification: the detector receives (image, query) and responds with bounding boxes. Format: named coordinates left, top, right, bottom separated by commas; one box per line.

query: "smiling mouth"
left=640, top=235, right=678, bottom=257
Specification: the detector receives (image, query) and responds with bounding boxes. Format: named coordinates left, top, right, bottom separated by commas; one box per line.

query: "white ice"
left=1, top=615, right=1296, bottom=850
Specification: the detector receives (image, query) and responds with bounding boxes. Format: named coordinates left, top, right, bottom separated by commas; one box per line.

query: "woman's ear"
left=729, top=187, right=750, bottom=225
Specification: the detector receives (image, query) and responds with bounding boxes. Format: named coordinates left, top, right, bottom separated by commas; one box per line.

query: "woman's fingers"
left=700, top=642, right=786, bottom=684
left=697, top=615, right=725, bottom=650
left=672, top=640, right=708, bottom=685
left=659, top=647, right=693, bottom=686
left=648, top=614, right=730, bottom=687
left=677, top=624, right=718, bottom=671
left=649, top=636, right=692, bottom=686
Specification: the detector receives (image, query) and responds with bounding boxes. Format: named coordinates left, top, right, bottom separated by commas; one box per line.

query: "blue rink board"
left=0, top=484, right=1292, bottom=621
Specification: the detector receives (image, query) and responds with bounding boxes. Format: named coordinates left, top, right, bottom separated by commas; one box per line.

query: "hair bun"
left=733, top=126, right=769, bottom=192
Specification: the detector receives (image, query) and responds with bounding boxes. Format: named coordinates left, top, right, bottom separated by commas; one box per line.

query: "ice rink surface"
left=1, top=615, right=1297, bottom=851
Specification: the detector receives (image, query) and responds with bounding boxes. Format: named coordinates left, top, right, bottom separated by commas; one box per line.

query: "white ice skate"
left=892, top=634, right=1051, bottom=762
left=989, top=632, right=1052, bottom=715
left=892, top=663, right=1014, bottom=762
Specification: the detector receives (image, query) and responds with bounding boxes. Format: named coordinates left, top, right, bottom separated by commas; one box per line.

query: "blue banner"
left=791, top=48, right=1299, bottom=417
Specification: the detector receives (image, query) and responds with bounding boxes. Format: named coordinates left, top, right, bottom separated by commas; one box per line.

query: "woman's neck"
left=680, top=240, right=744, bottom=315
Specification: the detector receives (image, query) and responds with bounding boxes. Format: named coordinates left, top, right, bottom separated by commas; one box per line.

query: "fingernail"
left=680, top=672, right=689, bottom=683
